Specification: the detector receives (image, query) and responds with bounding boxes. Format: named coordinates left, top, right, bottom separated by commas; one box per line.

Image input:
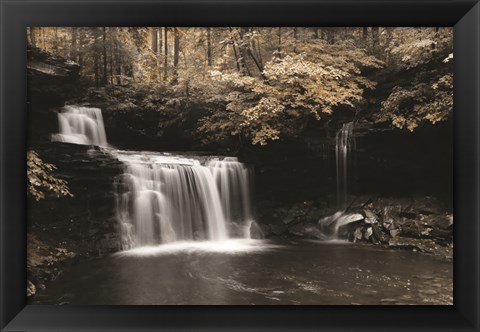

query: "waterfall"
left=335, top=122, right=355, bottom=210
left=114, top=152, right=255, bottom=249
left=48, top=105, right=257, bottom=249
left=207, top=157, right=254, bottom=224
left=51, top=105, right=108, bottom=147
left=318, top=122, right=357, bottom=239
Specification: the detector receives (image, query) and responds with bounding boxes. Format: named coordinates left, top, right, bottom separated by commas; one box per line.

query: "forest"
left=27, top=27, right=452, bottom=146
left=26, top=27, right=454, bottom=305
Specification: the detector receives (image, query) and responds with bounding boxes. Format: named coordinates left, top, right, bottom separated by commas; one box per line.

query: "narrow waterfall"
left=335, top=122, right=355, bottom=210
left=318, top=122, right=357, bottom=239
left=51, top=105, right=108, bottom=146
left=114, top=152, right=255, bottom=249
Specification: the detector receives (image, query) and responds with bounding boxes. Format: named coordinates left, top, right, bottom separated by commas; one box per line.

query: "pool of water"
left=31, top=239, right=453, bottom=305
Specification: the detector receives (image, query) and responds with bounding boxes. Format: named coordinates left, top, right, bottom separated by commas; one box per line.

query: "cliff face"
left=27, top=46, right=81, bottom=105
left=27, top=143, right=123, bottom=297
left=27, top=49, right=123, bottom=297
left=28, top=46, right=83, bottom=145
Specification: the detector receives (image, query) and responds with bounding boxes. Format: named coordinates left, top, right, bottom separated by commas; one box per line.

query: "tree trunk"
left=102, top=27, right=108, bottom=85
left=41, top=28, right=46, bottom=49
left=71, top=27, right=78, bottom=61
left=277, top=27, right=282, bottom=57
left=29, top=27, right=36, bottom=48
left=237, top=28, right=251, bottom=76
left=151, top=28, right=158, bottom=54
left=94, top=54, right=99, bottom=86
left=157, top=27, right=162, bottom=82
left=231, top=42, right=241, bottom=72
left=115, top=44, right=122, bottom=85
left=53, top=28, right=59, bottom=53
left=247, top=36, right=263, bottom=74
left=172, top=28, right=180, bottom=84
left=78, top=30, right=84, bottom=67
left=163, top=27, right=168, bottom=81
left=206, top=27, right=212, bottom=66
left=372, top=27, right=380, bottom=46
left=110, top=42, right=114, bottom=87
left=327, top=28, right=335, bottom=44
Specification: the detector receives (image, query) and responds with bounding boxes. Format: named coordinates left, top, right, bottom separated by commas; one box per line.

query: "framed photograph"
left=1, top=0, right=479, bottom=331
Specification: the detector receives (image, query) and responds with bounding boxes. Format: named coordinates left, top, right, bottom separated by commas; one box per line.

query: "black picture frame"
left=1, top=0, right=479, bottom=331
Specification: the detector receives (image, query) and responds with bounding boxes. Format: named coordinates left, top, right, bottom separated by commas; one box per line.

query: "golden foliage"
left=27, top=150, right=73, bottom=201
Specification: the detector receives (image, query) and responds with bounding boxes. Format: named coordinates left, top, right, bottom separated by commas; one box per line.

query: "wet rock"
left=364, top=227, right=373, bottom=240
left=282, top=215, right=295, bottom=225
left=363, top=209, right=377, bottom=224
left=410, top=196, right=444, bottom=215
left=389, top=229, right=400, bottom=238
left=423, top=214, right=453, bottom=230
left=288, top=223, right=325, bottom=239
left=388, top=236, right=452, bottom=259
left=306, top=207, right=323, bottom=223
left=256, top=195, right=452, bottom=259
left=396, top=219, right=423, bottom=239
left=249, top=222, right=264, bottom=239
left=353, top=227, right=363, bottom=242
left=265, top=224, right=288, bottom=236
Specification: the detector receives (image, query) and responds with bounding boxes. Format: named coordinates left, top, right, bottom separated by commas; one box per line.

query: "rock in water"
left=363, top=209, right=377, bottom=224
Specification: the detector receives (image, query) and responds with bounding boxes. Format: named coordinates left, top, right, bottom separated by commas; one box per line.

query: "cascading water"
left=50, top=105, right=256, bottom=250
left=318, top=122, right=357, bottom=239
left=208, top=157, right=254, bottom=224
left=335, top=122, right=355, bottom=211
left=51, top=105, right=108, bottom=146
left=114, top=152, right=255, bottom=249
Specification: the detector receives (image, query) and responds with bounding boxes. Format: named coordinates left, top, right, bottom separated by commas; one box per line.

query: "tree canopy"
left=27, top=27, right=453, bottom=145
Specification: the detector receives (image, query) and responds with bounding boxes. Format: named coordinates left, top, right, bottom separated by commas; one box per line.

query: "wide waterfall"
left=50, top=105, right=256, bottom=250
left=335, top=122, right=355, bottom=210
left=51, top=105, right=108, bottom=146
left=114, top=152, right=255, bottom=249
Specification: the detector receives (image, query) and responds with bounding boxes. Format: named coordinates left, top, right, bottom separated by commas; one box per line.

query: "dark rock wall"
left=27, top=143, right=123, bottom=257
left=354, top=120, right=453, bottom=205
left=27, top=46, right=84, bottom=144
left=27, top=142, right=123, bottom=295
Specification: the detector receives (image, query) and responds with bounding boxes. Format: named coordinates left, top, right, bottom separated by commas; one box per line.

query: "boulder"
left=288, top=223, right=325, bottom=239
left=248, top=222, right=264, bottom=239
left=363, top=209, right=378, bottom=224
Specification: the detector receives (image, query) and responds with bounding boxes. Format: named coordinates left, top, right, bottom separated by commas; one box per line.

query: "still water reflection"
left=32, top=240, right=452, bottom=305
